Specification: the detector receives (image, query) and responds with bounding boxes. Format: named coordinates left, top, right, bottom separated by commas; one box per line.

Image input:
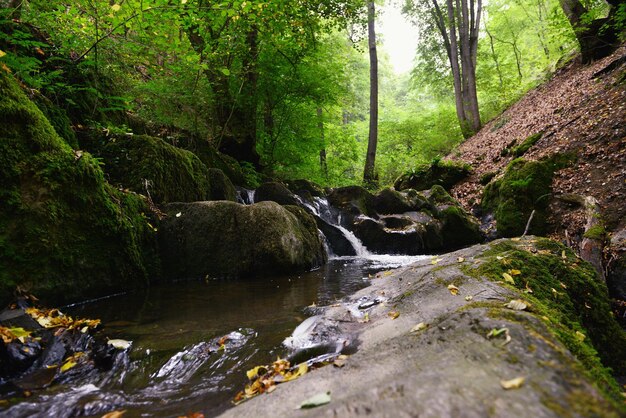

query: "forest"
left=1, top=0, right=626, bottom=417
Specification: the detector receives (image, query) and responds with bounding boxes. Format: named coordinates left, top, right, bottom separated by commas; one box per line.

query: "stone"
left=158, top=201, right=326, bottom=279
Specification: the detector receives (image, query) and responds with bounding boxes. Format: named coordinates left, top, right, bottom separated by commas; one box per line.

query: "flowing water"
left=4, top=255, right=426, bottom=418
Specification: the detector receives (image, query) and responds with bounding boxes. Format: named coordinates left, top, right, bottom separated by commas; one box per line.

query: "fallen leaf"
left=505, top=300, right=528, bottom=311
left=457, top=257, right=465, bottom=263
left=584, top=302, right=591, bottom=309
left=431, top=257, right=443, bottom=265
left=333, top=355, right=348, bottom=368
left=509, top=269, right=521, bottom=276
left=496, top=256, right=504, bottom=260
left=575, top=331, right=586, bottom=342
left=107, top=339, right=131, bottom=350
left=298, top=391, right=331, bottom=409
left=388, top=311, right=400, bottom=320
left=511, top=237, right=521, bottom=242
left=524, top=282, right=533, bottom=293
left=0, top=49, right=6, bottom=58
left=60, top=360, right=77, bottom=373
left=551, top=288, right=559, bottom=299
left=176, top=212, right=182, bottom=217
left=362, top=312, right=370, bottom=323
left=447, top=284, right=459, bottom=296
left=283, top=363, right=308, bottom=382
left=410, top=322, right=428, bottom=333
left=502, top=273, right=515, bottom=285
left=561, top=250, right=567, bottom=259
left=559, top=282, right=568, bottom=289
left=500, top=376, right=525, bottom=390
left=465, top=295, right=473, bottom=301
left=487, top=328, right=511, bottom=346
left=102, top=411, right=127, bottom=418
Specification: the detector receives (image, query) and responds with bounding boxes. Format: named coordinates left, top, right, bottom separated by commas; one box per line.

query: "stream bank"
left=220, top=236, right=626, bottom=418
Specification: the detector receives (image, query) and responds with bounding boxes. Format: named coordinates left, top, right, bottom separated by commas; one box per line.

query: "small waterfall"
left=236, top=188, right=256, bottom=205
left=301, top=196, right=371, bottom=257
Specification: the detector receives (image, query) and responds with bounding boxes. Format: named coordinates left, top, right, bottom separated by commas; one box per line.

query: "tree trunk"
left=558, top=0, right=621, bottom=63
left=363, top=1, right=379, bottom=187
left=318, top=107, right=328, bottom=179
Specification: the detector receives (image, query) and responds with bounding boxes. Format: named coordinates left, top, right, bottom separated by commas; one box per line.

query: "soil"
left=448, top=45, right=626, bottom=241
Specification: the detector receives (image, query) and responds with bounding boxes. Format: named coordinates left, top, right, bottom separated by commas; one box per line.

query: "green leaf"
left=298, top=391, right=331, bottom=409
left=220, top=68, right=231, bottom=76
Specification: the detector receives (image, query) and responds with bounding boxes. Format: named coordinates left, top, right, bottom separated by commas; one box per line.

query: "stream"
left=4, top=254, right=426, bottom=417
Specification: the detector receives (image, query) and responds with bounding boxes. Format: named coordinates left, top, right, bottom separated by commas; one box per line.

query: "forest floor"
left=448, top=45, right=626, bottom=240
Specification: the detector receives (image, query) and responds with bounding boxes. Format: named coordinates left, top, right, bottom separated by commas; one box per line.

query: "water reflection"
left=4, top=256, right=426, bottom=417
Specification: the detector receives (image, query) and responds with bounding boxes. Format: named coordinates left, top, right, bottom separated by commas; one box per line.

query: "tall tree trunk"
left=558, top=0, right=621, bottom=63
left=317, top=107, right=328, bottom=179
left=363, top=1, right=379, bottom=187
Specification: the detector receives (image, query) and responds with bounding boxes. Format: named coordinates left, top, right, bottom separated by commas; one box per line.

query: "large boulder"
left=285, top=179, right=326, bottom=200
left=208, top=168, right=237, bottom=202
left=82, top=133, right=213, bottom=204
left=221, top=237, right=626, bottom=417
left=394, top=160, right=472, bottom=191
left=158, top=201, right=326, bottom=279
left=0, top=69, right=158, bottom=305
left=481, top=155, right=572, bottom=237
left=327, top=186, right=377, bottom=222
left=254, top=182, right=301, bottom=206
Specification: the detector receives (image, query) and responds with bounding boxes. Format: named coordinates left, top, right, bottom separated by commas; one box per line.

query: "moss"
left=583, top=225, right=607, bottom=241
left=394, top=160, right=472, bottom=192
left=511, top=132, right=543, bottom=157
left=428, top=185, right=456, bottom=205
left=465, top=237, right=626, bottom=403
left=481, top=156, right=573, bottom=237
left=33, top=94, right=78, bottom=149
left=440, top=206, right=482, bottom=249
left=479, top=172, right=497, bottom=185
left=0, top=68, right=159, bottom=305
left=87, top=133, right=213, bottom=204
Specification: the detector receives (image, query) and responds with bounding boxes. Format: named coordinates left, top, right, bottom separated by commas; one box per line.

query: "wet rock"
left=286, top=179, right=326, bottom=199
left=394, top=160, right=472, bottom=192
left=327, top=186, right=377, bottom=222
left=316, top=218, right=357, bottom=257
left=158, top=201, right=327, bottom=279
left=208, top=168, right=237, bottom=202
left=255, top=182, right=301, bottom=206
left=220, top=237, right=626, bottom=418
left=607, top=228, right=626, bottom=300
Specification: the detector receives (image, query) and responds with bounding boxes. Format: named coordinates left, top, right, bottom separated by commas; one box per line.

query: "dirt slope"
left=449, top=45, right=626, bottom=239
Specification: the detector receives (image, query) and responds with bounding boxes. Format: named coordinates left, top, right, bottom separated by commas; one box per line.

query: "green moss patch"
left=482, top=155, right=573, bottom=237
left=394, top=160, right=472, bottom=192
left=0, top=69, right=158, bottom=305
left=511, top=132, right=543, bottom=157
left=88, top=133, right=213, bottom=204
left=466, top=237, right=626, bottom=402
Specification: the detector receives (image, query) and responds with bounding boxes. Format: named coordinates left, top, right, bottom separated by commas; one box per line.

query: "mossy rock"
left=285, top=179, right=326, bottom=198
left=373, top=188, right=416, bottom=214
left=0, top=69, right=158, bottom=305
left=482, top=156, right=572, bottom=237
left=96, top=134, right=213, bottom=204
left=394, top=160, right=472, bottom=192
left=255, top=182, right=300, bottom=206
left=158, top=201, right=326, bottom=279
left=33, top=94, right=78, bottom=149
left=178, top=138, right=246, bottom=186
left=208, top=168, right=237, bottom=202
left=469, top=237, right=626, bottom=391
left=440, top=206, right=482, bottom=249
left=426, top=185, right=457, bottom=206
left=511, top=132, right=542, bottom=157
left=327, top=186, right=377, bottom=219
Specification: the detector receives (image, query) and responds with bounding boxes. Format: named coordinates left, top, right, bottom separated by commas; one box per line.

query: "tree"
left=558, top=0, right=625, bottom=63
left=363, top=0, right=379, bottom=186
left=405, top=0, right=482, bottom=138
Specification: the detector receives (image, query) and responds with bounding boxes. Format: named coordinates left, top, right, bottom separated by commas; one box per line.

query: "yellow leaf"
left=0, top=50, right=6, bottom=58
left=283, top=362, right=307, bottom=382
left=246, top=366, right=266, bottom=380
left=561, top=250, right=567, bottom=259
left=511, top=237, right=521, bottom=242
left=457, top=257, right=465, bottom=263
left=333, top=355, right=348, bottom=368
left=502, top=273, right=515, bottom=284
left=559, top=282, right=568, bottom=289
left=102, top=411, right=126, bottom=418
left=509, top=269, right=521, bottom=276
left=111, top=4, right=121, bottom=11
left=60, top=360, right=77, bottom=373
left=410, top=322, right=428, bottom=333
left=500, top=376, right=525, bottom=389
left=575, top=331, right=586, bottom=342
left=447, top=284, right=459, bottom=296
left=388, top=311, right=400, bottom=319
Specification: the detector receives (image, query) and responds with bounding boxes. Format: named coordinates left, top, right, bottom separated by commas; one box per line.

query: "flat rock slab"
left=219, top=238, right=621, bottom=418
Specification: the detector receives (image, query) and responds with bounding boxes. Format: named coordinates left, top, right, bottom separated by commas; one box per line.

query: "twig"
left=522, top=210, right=535, bottom=237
